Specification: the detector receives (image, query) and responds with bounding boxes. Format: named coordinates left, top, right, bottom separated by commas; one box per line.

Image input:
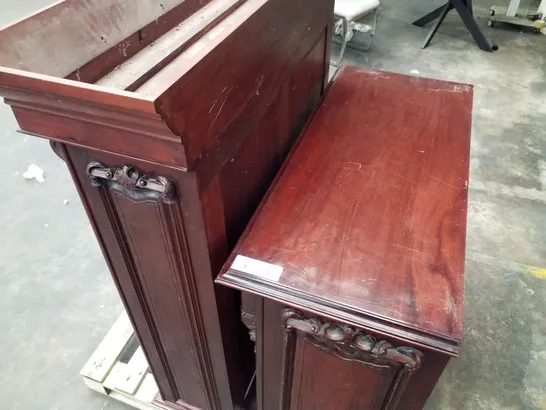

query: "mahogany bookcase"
left=0, top=1, right=334, bottom=409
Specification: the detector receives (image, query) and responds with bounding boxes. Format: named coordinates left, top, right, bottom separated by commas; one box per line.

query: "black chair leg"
left=414, top=0, right=493, bottom=51
left=422, top=2, right=452, bottom=48
left=413, top=4, right=447, bottom=27
left=452, top=0, right=493, bottom=51
left=466, top=0, right=473, bottom=16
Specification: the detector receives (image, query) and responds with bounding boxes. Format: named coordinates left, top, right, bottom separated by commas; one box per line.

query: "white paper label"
left=230, top=255, right=283, bottom=282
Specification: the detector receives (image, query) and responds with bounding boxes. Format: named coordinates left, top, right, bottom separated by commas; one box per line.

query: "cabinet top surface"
left=218, top=66, right=472, bottom=350
left=0, top=0, right=261, bottom=108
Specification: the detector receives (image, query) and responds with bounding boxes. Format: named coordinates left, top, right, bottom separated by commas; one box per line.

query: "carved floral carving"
left=241, top=309, right=256, bottom=343
left=87, top=161, right=175, bottom=203
left=281, top=308, right=424, bottom=371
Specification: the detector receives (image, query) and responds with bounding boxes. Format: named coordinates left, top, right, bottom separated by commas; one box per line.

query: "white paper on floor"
left=22, top=164, right=45, bottom=183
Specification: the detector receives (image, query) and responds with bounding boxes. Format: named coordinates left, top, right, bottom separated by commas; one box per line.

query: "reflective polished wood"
left=0, top=1, right=334, bottom=409
left=217, top=66, right=473, bottom=410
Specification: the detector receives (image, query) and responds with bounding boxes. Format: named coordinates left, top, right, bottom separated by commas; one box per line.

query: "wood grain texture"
left=65, top=147, right=224, bottom=409
left=149, top=0, right=334, bottom=169
left=290, top=338, right=398, bottom=409
left=281, top=309, right=423, bottom=410
left=218, top=66, right=472, bottom=354
left=66, top=0, right=213, bottom=85
left=257, top=298, right=285, bottom=410
left=249, top=299, right=451, bottom=410
left=0, top=0, right=333, bottom=171
left=0, top=0, right=190, bottom=77
left=10, top=105, right=186, bottom=167
left=198, top=28, right=332, bottom=407
left=0, top=1, right=334, bottom=408
left=95, top=0, right=244, bottom=91
left=0, top=66, right=158, bottom=114
left=217, top=32, right=327, bottom=250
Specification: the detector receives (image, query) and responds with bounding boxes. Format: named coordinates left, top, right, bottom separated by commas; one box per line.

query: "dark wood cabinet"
left=217, top=67, right=473, bottom=410
left=240, top=296, right=452, bottom=410
left=0, top=1, right=334, bottom=409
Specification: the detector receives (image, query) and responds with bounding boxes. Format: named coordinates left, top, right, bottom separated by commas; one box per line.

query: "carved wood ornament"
left=87, top=161, right=176, bottom=203
left=241, top=309, right=256, bottom=344
left=280, top=308, right=424, bottom=410
left=282, top=309, right=424, bottom=370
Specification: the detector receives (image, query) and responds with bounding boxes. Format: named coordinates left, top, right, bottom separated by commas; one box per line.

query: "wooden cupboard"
left=0, top=1, right=334, bottom=408
left=217, top=66, right=472, bottom=410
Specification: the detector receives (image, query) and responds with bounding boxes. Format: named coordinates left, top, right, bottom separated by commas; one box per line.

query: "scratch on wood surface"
left=437, top=296, right=457, bottom=314
left=272, top=247, right=292, bottom=256
left=282, top=262, right=307, bottom=279
left=342, top=162, right=362, bottom=170
left=283, top=262, right=311, bottom=286
left=118, top=39, right=131, bottom=57
left=428, top=84, right=470, bottom=93
left=428, top=89, right=459, bottom=93
left=424, top=172, right=460, bottom=190
left=393, top=173, right=418, bottom=184
left=319, top=223, right=330, bottom=235
left=391, top=244, right=422, bottom=254
left=215, top=85, right=260, bottom=137
left=364, top=70, right=390, bottom=80
left=287, top=262, right=308, bottom=275
left=209, top=85, right=234, bottom=131
left=209, top=99, right=219, bottom=113
left=255, top=74, right=265, bottom=95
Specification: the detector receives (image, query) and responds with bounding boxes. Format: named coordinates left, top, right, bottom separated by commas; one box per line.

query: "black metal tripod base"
left=413, top=0, right=495, bottom=51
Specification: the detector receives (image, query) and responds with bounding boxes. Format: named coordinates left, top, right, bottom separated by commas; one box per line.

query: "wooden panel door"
left=61, top=146, right=231, bottom=409
left=245, top=296, right=434, bottom=410
left=280, top=309, right=424, bottom=410
left=288, top=338, right=399, bottom=409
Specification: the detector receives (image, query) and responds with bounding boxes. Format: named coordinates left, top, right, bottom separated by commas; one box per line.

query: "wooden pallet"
left=81, top=312, right=163, bottom=410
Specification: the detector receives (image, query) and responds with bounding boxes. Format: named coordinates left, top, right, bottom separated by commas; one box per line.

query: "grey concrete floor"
left=1, top=0, right=545, bottom=409
left=0, top=6, right=131, bottom=410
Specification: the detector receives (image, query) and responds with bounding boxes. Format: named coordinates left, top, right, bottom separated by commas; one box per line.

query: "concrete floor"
left=0, top=6, right=130, bottom=410
left=1, top=0, right=545, bottom=409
